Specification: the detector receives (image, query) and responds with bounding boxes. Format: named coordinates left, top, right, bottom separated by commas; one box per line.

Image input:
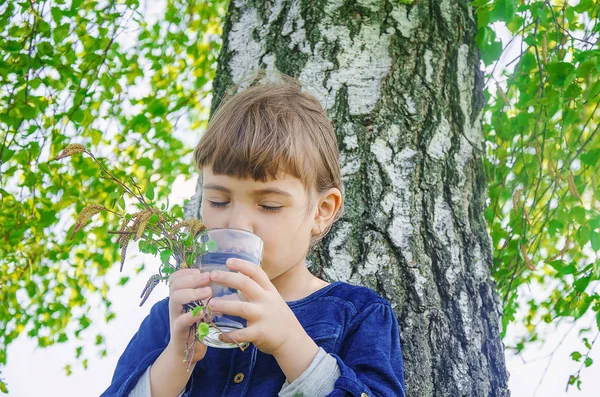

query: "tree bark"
left=185, top=0, right=510, bottom=395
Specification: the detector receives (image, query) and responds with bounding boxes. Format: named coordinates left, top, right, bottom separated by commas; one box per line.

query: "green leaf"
left=590, top=216, right=600, bottom=231
left=0, top=148, right=15, bottom=163
left=50, top=6, right=63, bottom=23
left=476, top=5, right=493, bottom=29
left=160, top=249, right=173, bottom=264
left=54, top=23, right=70, bottom=42
left=571, top=206, right=587, bottom=224
left=473, top=0, right=491, bottom=6
left=584, top=357, right=593, bottom=367
left=574, top=0, right=593, bottom=13
left=580, top=149, right=600, bottom=166
left=592, top=232, right=600, bottom=252
left=588, top=80, right=600, bottom=99
left=548, top=220, right=563, bottom=237
left=546, top=62, right=576, bottom=87
left=90, top=128, right=102, bottom=145
left=482, top=40, right=503, bottom=66
left=145, top=184, right=155, bottom=201
left=574, top=275, right=591, bottom=293
left=3, top=40, right=21, bottom=52
left=490, top=0, right=516, bottom=22
left=548, top=260, right=577, bottom=275
left=71, top=109, right=84, bottom=124
left=162, top=265, right=175, bottom=274
left=197, top=322, right=210, bottom=340
left=19, top=105, right=36, bottom=120
left=575, top=294, right=593, bottom=319
left=118, top=277, right=129, bottom=286
left=576, top=225, right=591, bottom=247
left=571, top=351, right=582, bottom=361
left=191, top=305, right=204, bottom=317
left=205, top=239, right=218, bottom=252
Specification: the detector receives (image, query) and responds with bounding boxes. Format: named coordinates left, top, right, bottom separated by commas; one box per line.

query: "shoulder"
left=141, top=296, right=170, bottom=324
left=150, top=296, right=170, bottom=312
left=326, top=283, right=400, bottom=344
left=328, top=281, right=392, bottom=314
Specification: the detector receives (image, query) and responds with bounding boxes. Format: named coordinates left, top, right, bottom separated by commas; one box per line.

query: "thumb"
left=218, top=330, right=251, bottom=351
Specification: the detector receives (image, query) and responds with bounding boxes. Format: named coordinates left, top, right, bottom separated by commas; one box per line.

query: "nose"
left=226, top=203, right=254, bottom=233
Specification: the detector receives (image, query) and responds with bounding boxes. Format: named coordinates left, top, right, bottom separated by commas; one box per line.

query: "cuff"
left=128, top=366, right=189, bottom=397
left=279, top=347, right=341, bottom=397
left=128, top=366, right=151, bottom=397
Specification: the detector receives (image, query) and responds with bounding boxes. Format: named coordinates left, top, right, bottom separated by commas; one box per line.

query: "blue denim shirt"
left=102, top=281, right=406, bottom=396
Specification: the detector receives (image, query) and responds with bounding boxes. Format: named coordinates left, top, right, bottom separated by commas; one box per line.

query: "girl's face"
left=200, top=167, right=317, bottom=280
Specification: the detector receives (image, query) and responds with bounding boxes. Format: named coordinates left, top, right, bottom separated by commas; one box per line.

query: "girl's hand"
left=165, top=269, right=213, bottom=364
left=206, top=259, right=310, bottom=356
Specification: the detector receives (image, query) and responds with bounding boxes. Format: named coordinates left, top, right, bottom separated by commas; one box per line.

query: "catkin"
left=169, top=221, right=189, bottom=238
left=189, top=219, right=206, bottom=236
left=520, top=244, right=535, bottom=270
left=54, top=144, right=85, bottom=160
left=71, top=204, right=106, bottom=239
left=496, top=83, right=510, bottom=106
left=542, top=36, right=547, bottom=64
left=567, top=174, right=581, bottom=201
left=135, top=211, right=153, bottom=241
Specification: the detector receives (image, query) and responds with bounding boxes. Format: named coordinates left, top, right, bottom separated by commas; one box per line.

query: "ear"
left=311, top=188, right=343, bottom=235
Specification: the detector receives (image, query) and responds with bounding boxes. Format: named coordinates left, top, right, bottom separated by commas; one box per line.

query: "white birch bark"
left=185, top=1, right=510, bottom=395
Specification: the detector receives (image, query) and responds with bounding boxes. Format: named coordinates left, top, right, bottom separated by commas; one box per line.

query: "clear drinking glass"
left=193, top=228, right=263, bottom=348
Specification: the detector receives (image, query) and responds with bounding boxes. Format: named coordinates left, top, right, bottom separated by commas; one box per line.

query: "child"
left=102, top=80, right=406, bottom=397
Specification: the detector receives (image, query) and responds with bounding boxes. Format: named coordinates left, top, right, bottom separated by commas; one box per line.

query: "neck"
left=270, top=258, right=328, bottom=302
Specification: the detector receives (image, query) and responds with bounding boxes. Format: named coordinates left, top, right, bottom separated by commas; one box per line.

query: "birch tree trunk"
left=185, top=0, right=510, bottom=395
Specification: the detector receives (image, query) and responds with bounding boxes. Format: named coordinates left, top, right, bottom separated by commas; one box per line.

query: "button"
left=234, top=373, right=244, bottom=383
left=361, top=393, right=369, bottom=397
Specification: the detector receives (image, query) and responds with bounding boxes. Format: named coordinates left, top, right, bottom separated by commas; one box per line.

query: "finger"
left=208, top=299, right=259, bottom=320
left=226, top=258, right=273, bottom=291
left=169, top=270, right=211, bottom=291
left=209, top=269, right=262, bottom=301
left=170, top=286, right=212, bottom=307
left=174, top=310, right=206, bottom=331
left=218, top=327, right=254, bottom=345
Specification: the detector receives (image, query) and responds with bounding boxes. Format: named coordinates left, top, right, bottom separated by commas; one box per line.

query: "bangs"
left=194, top=85, right=324, bottom=189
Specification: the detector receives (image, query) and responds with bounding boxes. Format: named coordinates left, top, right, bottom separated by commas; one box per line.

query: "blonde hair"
left=193, top=78, right=344, bottom=247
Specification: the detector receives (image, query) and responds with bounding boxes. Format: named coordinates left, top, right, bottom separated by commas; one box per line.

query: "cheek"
left=199, top=201, right=222, bottom=229
left=259, top=220, right=311, bottom=262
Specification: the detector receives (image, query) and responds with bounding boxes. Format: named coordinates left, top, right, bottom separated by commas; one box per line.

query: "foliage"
left=475, top=0, right=600, bottom=389
left=1, top=0, right=598, bottom=393
left=52, top=144, right=247, bottom=371
left=0, top=0, right=226, bottom=391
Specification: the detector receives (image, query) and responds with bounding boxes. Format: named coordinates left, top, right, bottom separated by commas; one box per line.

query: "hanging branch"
left=52, top=144, right=248, bottom=368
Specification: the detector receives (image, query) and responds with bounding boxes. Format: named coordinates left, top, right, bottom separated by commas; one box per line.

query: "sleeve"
left=128, top=366, right=186, bottom=397
left=327, top=302, right=406, bottom=397
left=128, top=366, right=151, bottom=397
left=100, top=298, right=179, bottom=397
left=278, top=347, right=341, bottom=397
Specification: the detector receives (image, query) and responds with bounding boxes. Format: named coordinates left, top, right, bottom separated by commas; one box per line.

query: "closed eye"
left=208, top=201, right=282, bottom=213
left=261, top=205, right=282, bottom=213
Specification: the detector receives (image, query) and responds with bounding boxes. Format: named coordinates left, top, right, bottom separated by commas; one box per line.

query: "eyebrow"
left=202, top=183, right=293, bottom=197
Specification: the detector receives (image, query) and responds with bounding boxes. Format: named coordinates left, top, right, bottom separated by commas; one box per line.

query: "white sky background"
left=4, top=1, right=600, bottom=396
